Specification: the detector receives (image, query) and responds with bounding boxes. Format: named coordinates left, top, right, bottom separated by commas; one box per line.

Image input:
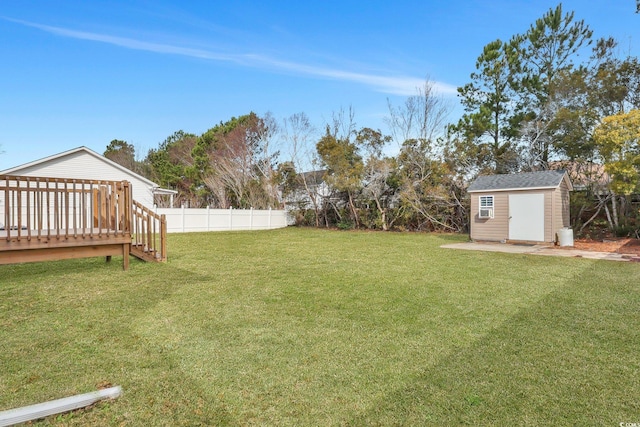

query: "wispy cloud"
left=4, top=17, right=457, bottom=97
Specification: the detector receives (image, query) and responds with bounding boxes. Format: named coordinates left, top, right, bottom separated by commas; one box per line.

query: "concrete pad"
left=441, top=242, right=546, bottom=254
left=441, top=242, right=632, bottom=262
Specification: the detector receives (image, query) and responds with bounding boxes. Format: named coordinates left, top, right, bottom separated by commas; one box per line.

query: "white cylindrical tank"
left=557, top=227, right=574, bottom=247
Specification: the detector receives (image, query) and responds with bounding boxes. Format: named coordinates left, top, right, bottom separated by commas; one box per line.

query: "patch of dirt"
left=566, top=238, right=640, bottom=256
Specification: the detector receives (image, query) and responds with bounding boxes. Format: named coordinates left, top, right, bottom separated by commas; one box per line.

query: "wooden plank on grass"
left=0, top=386, right=121, bottom=426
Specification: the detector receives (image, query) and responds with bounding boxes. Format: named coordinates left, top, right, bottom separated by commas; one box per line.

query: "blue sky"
left=1, top=0, right=638, bottom=170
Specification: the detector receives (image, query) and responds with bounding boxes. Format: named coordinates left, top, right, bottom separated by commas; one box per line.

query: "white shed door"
left=508, top=193, right=545, bottom=241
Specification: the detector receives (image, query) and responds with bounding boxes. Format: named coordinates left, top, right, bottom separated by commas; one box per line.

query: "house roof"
left=468, top=170, right=573, bottom=193
left=548, top=161, right=609, bottom=191
left=0, top=146, right=176, bottom=194
left=297, top=170, right=326, bottom=186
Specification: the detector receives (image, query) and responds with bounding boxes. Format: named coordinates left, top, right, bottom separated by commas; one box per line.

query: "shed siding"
left=560, top=180, right=571, bottom=227
left=7, top=151, right=154, bottom=208
left=470, top=192, right=509, bottom=241
left=543, top=190, right=553, bottom=242
left=549, top=180, right=571, bottom=241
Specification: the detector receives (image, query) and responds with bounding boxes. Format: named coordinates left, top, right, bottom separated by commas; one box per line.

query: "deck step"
left=130, top=244, right=162, bottom=263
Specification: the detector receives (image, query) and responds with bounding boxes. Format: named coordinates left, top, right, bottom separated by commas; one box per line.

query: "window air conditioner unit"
left=479, top=208, right=493, bottom=219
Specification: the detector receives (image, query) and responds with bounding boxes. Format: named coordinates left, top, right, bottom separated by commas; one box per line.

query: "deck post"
left=122, top=242, right=129, bottom=270
left=160, top=214, right=167, bottom=261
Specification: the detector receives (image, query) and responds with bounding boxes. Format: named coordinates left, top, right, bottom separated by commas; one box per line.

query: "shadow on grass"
left=347, top=260, right=640, bottom=426
left=429, top=232, right=470, bottom=243
left=109, top=281, right=242, bottom=424
left=0, top=256, right=239, bottom=424
left=1, top=256, right=137, bottom=280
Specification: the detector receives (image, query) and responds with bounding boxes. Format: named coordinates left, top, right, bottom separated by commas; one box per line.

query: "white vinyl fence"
left=154, top=206, right=287, bottom=233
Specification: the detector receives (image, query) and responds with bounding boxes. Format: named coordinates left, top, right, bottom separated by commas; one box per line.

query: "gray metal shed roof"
left=468, top=170, right=569, bottom=192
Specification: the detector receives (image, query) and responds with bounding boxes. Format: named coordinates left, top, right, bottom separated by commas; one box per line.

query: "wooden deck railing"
left=1, top=175, right=131, bottom=239
left=0, top=175, right=167, bottom=268
left=131, top=200, right=167, bottom=262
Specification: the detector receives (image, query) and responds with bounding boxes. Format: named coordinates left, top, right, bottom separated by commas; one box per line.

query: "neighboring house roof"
left=548, top=161, right=610, bottom=191
left=468, top=170, right=573, bottom=193
left=0, top=146, right=177, bottom=195
left=297, top=170, right=326, bottom=187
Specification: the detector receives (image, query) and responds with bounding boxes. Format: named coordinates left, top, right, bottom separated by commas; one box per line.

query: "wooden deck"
left=1, top=175, right=166, bottom=270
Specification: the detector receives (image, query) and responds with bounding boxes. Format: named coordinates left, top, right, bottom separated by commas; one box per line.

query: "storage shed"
left=467, top=170, right=573, bottom=244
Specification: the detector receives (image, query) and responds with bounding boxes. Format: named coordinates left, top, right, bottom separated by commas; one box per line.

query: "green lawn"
left=1, top=228, right=639, bottom=426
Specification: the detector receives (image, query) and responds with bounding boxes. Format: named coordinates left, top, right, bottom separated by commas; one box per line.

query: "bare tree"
left=281, top=112, right=324, bottom=226
left=198, top=113, right=280, bottom=209
left=328, top=106, right=357, bottom=140
left=361, top=157, right=399, bottom=230
left=386, top=80, right=463, bottom=231
left=386, top=79, right=450, bottom=150
left=253, top=112, right=281, bottom=207
left=518, top=102, right=557, bottom=171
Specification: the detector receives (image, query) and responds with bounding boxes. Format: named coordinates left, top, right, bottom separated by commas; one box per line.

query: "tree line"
left=104, top=4, right=640, bottom=237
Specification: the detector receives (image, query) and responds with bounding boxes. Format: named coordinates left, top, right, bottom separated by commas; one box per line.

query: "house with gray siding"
left=467, top=170, right=573, bottom=244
